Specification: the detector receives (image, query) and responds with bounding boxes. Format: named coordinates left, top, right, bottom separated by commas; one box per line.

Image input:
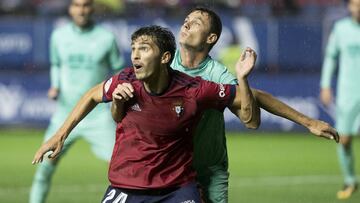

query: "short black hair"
left=189, top=6, right=222, bottom=50
left=131, top=25, right=176, bottom=65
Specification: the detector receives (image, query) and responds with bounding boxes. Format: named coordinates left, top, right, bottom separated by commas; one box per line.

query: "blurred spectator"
left=94, top=0, right=125, bottom=15
left=0, top=0, right=35, bottom=15
left=271, top=0, right=300, bottom=16
left=218, top=36, right=243, bottom=76
left=0, top=0, right=346, bottom=17
left=32, top=0, right=70, bottom=16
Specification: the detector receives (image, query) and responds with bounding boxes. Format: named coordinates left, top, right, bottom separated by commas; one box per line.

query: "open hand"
left=235, top=47, right=257, bottom=78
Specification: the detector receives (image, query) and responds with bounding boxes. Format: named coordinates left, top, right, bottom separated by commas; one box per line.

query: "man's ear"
left=161, top=51, right=171, bottom=64
left=206, top=33, right=218, bottom=45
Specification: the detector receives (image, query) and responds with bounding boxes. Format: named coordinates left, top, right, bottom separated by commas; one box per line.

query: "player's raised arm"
left=229, top=47, right=260, bottom=129
left=32, top=82, right=105, bottom=164
left=252, top=89, right=339, bottom=143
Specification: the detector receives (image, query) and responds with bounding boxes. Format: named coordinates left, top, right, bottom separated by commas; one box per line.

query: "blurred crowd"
left=0, top=0, right=345, bottom=18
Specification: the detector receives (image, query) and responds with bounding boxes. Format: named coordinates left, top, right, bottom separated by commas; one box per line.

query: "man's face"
left=349, top=0, right=360, bottom=23
left=179, top=10, right=212, bottom=50
left=131, top=35, right=162, bottom=81
left=69, top=0, right=93, bottom=27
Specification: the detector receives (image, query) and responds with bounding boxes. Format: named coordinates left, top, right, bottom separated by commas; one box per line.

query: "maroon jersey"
left=102, top=67, right=236, bottom=189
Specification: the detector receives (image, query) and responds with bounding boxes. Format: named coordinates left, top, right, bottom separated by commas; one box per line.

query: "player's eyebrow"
left=185, top=16, right=204, bottom=24
left=193, top=17, right=204, bottom=23
left=131, top=41, right=152, bottom=46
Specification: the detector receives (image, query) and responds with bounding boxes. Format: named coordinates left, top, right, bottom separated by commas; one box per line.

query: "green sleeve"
left=49, top=33, right=60, bottom=89
left=320, top=25, right=339, bottom=88
left=219, top=69, right=237, bottom=85
left=108, top=36, right=124, bottom=71
left=218, top=63, right=238, bottom=85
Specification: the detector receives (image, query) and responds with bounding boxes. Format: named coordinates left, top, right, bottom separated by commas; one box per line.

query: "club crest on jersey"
left=172, top=101, right=184, bottom=117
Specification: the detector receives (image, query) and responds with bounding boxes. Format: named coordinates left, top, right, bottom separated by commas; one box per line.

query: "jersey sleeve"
left=193, top=78, right=236, bottom=111
left=49, top=32, right=61, bottom=89
left=108, top=35, right=125, bottom=72
left=320, top=23, right=340, bottom=88
left=218, top=65, right=238, bottom=85
left=102, top=67, right=136, bottom=102
left=209, top=60, right=237, bottom=85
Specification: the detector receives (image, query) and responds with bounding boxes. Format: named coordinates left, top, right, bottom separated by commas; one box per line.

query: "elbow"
left=241, top=105, right=261, bottom=129
left=240, top=113, right=261, bottom=130
left=244, top=119, right=260, bottom=129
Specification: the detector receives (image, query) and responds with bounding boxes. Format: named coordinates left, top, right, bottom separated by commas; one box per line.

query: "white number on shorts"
left=113, top=192, right=128, bottom=203
left=102, top=189, right=128, bottom=203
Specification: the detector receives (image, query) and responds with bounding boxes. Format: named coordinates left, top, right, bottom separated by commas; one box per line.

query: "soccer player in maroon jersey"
left=32, top=25, right=338, bottom=202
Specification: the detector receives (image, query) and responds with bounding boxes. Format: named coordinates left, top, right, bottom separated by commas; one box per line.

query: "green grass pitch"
left=0, top=128, right=359, bottom=203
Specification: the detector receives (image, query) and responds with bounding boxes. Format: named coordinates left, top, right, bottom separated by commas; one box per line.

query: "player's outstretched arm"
left=111, top=83, right=133, bottom=122
left=229, top=47, right=260, bottom=129
left=252, top=89, right=339, bottom=143
left=32, top=83, right=105, bottom=164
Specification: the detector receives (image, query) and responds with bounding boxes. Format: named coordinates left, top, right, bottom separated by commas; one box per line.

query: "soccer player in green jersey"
left=29, top=0, right=124, bottom=202
left=171, top=7, right=340, bottom=203
left=320, top=0, right=360, bottom=199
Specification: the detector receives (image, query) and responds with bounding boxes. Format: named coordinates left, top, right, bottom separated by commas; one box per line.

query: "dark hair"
left=131, top=25, right=176, bottom=65
left=189, top=6, right=222, bottom=50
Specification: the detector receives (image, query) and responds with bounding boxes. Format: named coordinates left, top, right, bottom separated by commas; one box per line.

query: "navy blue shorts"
left=101, top=182, right=201, bottom=203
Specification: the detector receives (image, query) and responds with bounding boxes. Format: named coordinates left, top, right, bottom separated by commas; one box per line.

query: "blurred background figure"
left=218, top=36, right=243, bottom=76
left=0, top=0, right=35, bottom=15
left=29, top=0, right=124, bottom=203
left=93, top=0, right=125, bottom=15
left=320, top=0, right=360, bottom=199
left=32, top=0, right=70, bottom=16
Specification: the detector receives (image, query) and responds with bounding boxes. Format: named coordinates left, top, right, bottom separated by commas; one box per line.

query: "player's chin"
left=178, top=36, right=187, bottom=44
left=134, top=72, right=144, bottom=80
left=76, top=18, right=89, bottom=26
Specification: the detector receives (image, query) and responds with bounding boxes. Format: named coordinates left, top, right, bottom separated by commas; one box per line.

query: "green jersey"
left=50, top=22, right=124, bottom=109
left=171, top=50, right=237, bottom=170
left=320, top=17, right=360, bottom=101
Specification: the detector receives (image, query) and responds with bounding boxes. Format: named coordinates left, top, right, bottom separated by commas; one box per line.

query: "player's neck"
left=179, top=46, right=208, bottom=69
left=143, top=66, right=171, bottom=95
left=74, top=21, right=94, bottom=32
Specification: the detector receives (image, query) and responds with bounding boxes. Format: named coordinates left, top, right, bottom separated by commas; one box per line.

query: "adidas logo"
left=130, top=103, right=141, bottom=111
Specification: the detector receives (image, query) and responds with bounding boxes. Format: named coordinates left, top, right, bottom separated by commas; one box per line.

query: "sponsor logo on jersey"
left=181, top=200, right=195, bottom=203
left=219, top=84, right=226, bottom=98
left=104, top=78, right=112, bottom=93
